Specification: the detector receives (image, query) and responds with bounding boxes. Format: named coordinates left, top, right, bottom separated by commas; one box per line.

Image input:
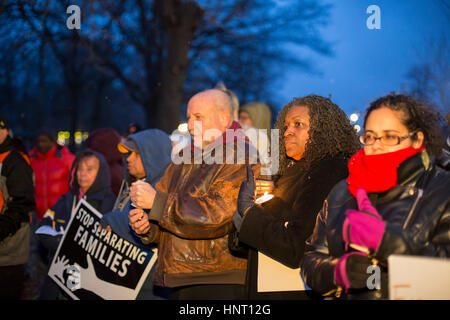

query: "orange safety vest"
left=0, top=150, right=31, bottom=213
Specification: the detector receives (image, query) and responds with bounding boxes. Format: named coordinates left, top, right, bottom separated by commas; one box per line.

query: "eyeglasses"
left=359, top=132, right=416, bottom=146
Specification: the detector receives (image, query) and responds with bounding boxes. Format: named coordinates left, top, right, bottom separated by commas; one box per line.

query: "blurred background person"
left=239, top=102, right=272, bottom=177
left=215, top=81, right=240, bottom=122
left=301, top=94, right=449, bottom=300
left=85, top=128, right=124, bottom=196
left=37, top=150, right=115, bottom=299
left=0, top=113, right=35, bottom=299
left=29, top=131, right=75, bottom=221
left=123, top=122, right=143, bottom=140
left=239, top=101, right=272, bottom=136
left=232, top=95, right=359, bottom=299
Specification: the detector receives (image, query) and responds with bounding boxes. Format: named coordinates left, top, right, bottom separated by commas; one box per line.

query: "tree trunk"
left=155, top=0, right=204, bottom=133
left=91, top=78, right=108, bottom=128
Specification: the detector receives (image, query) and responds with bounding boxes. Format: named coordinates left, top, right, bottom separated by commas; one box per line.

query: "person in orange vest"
left=0, top=113, right=35, bottom=299
left=29, top=131, right=75, bottom=221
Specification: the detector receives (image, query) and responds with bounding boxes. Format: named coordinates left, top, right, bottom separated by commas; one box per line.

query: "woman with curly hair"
left=232, top=95, right=360, bottom=299
left=301, top=94, right=449, bottom=300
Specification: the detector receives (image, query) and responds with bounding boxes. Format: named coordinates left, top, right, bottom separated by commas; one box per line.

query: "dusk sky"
left=278, top=0, right=449, bottom=123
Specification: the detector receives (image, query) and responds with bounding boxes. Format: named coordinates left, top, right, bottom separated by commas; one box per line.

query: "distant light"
left=354, top=125, right=361, bottom=133
left=82, top=132, right=89, bottom=141
left=58, top=131, right=73, bottom=145
left=350, top=113, right=359, bottom=123
left=178, top=123, right=188, bottom=133
left=57, top=131, right=66, bottom=145
left=75, top=131, right=82, bottom=145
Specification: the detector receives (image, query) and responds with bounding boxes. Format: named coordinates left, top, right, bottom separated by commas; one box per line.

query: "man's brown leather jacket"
left=139, top=126, right=260, bottom=288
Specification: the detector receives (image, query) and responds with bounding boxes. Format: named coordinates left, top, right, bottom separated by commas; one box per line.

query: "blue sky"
left=277, top=0, right=449, bottom=122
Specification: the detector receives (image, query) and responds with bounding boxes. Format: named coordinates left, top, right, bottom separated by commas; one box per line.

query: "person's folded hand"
left=129, top=208, right=150, bottom=235
left=335, top=251, right=373, bottom=291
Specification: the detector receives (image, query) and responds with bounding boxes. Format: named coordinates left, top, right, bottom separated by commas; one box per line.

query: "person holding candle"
left=232, top=95, right=360, bottom=299
left=301, top=94, right=450, bottom=300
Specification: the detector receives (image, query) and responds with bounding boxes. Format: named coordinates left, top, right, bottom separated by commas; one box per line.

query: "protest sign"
left=388, top=254, right=450, bottom=300
left=257, top=252, right=307, bottom=292
left=48, top=199, right=157, bottom=300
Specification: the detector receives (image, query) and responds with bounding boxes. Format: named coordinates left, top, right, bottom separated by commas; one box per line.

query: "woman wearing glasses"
left=301, top=93, right=449, bottom=299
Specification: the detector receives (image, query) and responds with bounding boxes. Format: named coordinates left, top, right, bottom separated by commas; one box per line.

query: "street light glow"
left=350, top=113, right=359, bottom=123
left=178, top=123, right=188, bottom=133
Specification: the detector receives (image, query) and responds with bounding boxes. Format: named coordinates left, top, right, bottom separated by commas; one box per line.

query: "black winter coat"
left=0, top=136, right=35, bottom=266
left=234, top=156, right=350, bottom=299
left=301, top=150, right=450, bottom=300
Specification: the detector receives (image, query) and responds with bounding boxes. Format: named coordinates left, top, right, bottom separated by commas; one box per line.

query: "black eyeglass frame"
left=359, top=131, right=417, bottom=146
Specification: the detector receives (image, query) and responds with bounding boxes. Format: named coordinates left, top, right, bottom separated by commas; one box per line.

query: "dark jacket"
left=138, top=122, right=259, bottom=288
left=235, top=156, right=349, bottom=299
left=301, top=150, right=450, bottom=299
left=438, top=126, right=450, bottom=170
left=101, top=129, right=173, bottom=300
left=0, top=136, right=35, bottom=266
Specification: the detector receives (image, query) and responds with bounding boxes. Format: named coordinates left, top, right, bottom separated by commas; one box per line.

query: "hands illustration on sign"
left=69, top=254, right=98, bottom=292
left=67, top=254, right=141, bottom=299
left=49, top=255, right=70, bottom=284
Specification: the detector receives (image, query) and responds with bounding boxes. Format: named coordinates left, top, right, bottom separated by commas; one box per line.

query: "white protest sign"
left=388, top=254, right=450, bottom=300
left=48, top=199, right=157, bottom=300
left=257, top=252, right=307, bottom=292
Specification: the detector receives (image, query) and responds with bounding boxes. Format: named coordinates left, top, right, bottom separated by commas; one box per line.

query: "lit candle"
left=255, top=191, right=274, bottom=204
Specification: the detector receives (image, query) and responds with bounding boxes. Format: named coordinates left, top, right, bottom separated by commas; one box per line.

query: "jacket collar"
left=374, top=149, right=432, bottom=205
left=0, top=136, right=13, bottom=153
left=396, top=149, right=431, bottom=186
left=31, top=144, right=59, bottom=160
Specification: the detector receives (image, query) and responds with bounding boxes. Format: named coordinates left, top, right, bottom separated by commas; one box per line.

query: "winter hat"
left=0, top=112, right=9, bottom=129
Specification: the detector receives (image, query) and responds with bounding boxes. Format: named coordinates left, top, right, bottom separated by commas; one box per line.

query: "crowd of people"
left=0, top=85, right=449, bottom=300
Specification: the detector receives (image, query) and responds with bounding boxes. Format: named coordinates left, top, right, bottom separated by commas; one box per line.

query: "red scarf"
left=78, top=188, right=85, bottom=201
left=347, top=146, right=425, bottom=197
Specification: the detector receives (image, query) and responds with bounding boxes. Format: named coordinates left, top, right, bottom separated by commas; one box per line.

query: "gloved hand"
left=334, top=251, right=373, bottom=291
left=237, top=165, right=256, bottom=216
left=343, top=188, right=386, bottom=253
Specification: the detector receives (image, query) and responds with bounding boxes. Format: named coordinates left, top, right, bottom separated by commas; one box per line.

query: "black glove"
left=237, top=165, right=256, bottom=216
left=335, top=252, right=374, bottom=290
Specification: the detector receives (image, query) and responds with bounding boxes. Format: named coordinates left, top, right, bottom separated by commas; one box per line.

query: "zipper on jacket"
left=402, top=188, right=423, bottom=230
